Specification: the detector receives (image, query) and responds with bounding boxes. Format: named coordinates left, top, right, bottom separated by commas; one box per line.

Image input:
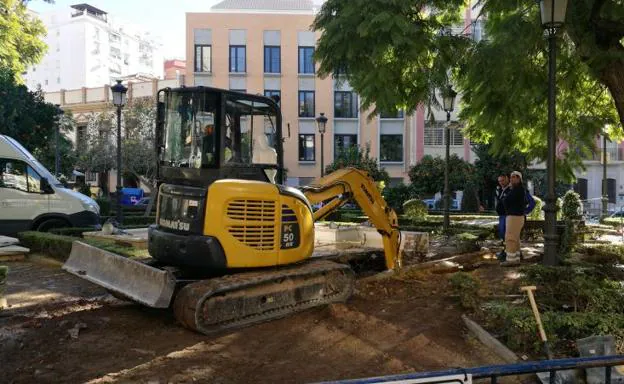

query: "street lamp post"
left=602, top=133, right=608, bottom=217
left=316, top=113, right=328, bottom=178
left=540, top=0, right=568, bottom=266
left=442, top=85, right=457, bottom=233
left=54, top=104, right=63, bottom=177
left=111, top=80, right=128, bottom=225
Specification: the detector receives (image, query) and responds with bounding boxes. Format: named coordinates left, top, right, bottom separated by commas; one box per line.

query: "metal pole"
left=116, top=105, right=123, bottom=225
left=543, top=29, right=558, bottom=266
left=55, top=116, right=60, bottom=176
left=320, top=132, right=325, bottom=178
left=443, top=111, right=451, bottom=232
left=602, top=134, right=608, bottom=218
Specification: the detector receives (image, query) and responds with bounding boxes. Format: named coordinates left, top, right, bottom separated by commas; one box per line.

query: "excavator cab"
left=156, top=87, right=284, bottom=186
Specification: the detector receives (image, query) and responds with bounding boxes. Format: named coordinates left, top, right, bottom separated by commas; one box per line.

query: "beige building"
left=186, top=0, right=477, bottom=187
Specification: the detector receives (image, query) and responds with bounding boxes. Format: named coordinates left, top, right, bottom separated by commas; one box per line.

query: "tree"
left=0, top=67, right=75, bottom=176
left=325, top=144, right=390, bottom=184
left=0, top=0, right=49, bottom=81
left=75, top=98, right=158, bottom=213
left=408, top=154, right=473, bottom=197
left=458, top=1, right=622, bottom=179
left=472, top=144, right=529, bottom=209
left=313, top=0, right=624, bottom=175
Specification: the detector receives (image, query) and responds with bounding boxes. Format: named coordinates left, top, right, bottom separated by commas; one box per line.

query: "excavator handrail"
left=300, top=167, right=402, bottom=270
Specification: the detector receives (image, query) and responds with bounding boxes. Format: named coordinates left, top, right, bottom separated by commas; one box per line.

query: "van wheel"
left=37, top=218, right=69, bottom=232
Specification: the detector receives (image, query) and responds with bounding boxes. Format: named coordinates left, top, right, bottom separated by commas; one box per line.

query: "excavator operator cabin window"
left=224, top=94, right=278, bottom=167
left=163, top=91, right=218, bottom=169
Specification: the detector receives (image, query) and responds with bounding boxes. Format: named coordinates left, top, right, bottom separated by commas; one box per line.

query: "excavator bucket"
left=62, top=241, right=176, bottom=308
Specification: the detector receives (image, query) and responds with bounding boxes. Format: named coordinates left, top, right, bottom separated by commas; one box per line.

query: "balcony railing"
left=590, top=147, right=624, bottom=162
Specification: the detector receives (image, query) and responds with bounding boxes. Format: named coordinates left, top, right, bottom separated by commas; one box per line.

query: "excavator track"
left=173, top=259, right=355, bottom=334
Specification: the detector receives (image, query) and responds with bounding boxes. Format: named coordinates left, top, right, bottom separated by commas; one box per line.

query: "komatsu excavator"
left=63, top=87, right=401, bottom=334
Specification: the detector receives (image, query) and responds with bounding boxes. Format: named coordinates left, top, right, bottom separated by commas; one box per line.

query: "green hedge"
left=49, top=227, right=95, bottom=238
left=17, top=232, right=148, bottom=261
left=100, top=216, right=156, bottom=226
left=601, top=218, right=624, bottom=228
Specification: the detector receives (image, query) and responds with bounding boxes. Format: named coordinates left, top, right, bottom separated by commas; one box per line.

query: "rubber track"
left=173, top=260, right=355, bottom=334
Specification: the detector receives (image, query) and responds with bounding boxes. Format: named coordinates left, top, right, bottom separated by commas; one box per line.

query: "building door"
left=608, top=178, right=616, bottom=204
left=573, top=178, right=588, bottom=200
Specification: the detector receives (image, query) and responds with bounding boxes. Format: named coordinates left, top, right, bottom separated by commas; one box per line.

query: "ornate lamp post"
left=540, top=0, right=568, bottom=266
left=111, top=80, right=128, bottom=225
left=316, top=112, right=328, bottom=177
left=602, top=132, right=609, bottom=218
left=54, top=104, right=64, bottom=177
left=442, top=85, right=457, bottom=232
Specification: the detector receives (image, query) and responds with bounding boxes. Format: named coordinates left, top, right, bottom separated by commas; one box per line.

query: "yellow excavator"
left=63, top=87, right=401, bottom=334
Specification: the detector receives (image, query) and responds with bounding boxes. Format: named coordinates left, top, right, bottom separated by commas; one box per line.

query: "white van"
left=0, top=135, right=100, bottom=235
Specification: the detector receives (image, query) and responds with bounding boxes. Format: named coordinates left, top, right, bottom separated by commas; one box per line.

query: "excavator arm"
left=300, top=167, right=402, bottom=271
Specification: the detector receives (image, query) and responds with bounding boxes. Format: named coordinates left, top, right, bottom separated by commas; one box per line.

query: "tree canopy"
left=76, top=98, right=158, bottom=190
left=325, top=144, right=390, bottom=183
left=0, top=0, right=49, bottom=81
left=0, top=67, right=74, bottom=175
left=313, top=0, right=624, bottom=178
left=408, top=154, right=474, bottom=196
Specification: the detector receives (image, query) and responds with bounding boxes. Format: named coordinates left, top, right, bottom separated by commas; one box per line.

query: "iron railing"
left=315, top=355, right=624, bottom=384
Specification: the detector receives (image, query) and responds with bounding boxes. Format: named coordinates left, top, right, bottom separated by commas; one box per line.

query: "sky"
left=29, top=0, right=221, bottom=59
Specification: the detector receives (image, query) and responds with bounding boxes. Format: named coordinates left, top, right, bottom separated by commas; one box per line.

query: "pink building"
left=186, top=0, right=477, bottom=187
left=164, top=59, right=187, bottom=81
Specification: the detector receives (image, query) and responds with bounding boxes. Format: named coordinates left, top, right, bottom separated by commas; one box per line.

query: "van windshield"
left=5, top=136, right=62, bottom=187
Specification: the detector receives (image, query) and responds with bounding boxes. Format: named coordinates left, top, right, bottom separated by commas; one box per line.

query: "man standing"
left=503, top=171, right=528, bottom=262
left=495, top=174, right=510, bottom=260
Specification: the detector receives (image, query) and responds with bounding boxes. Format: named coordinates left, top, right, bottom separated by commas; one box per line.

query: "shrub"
left=99, top=215, right=156, bottom=226
left=453, top=232, right=481, bottom=253
left=461, top=184, right=481, bottom=213
left=382, top=183, right=414, bottom=214
left=449, top=272, right=481, bottom=310
left=78, top=183, right=92, bottom=197
left=18, top=232, right=74, bottom=260
left=49, top=227, right=96, bottom=238
left=527, top=195, right=544, bottom=220
left=96, top=197, right=111, bottom=216
left=18, top=231, right=148, bottom=261
left=561, top=190, right=583, bottom=221
left=403, top=199, right=428, bottom=222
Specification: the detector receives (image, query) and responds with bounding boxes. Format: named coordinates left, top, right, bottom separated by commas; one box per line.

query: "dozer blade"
left=62, top=241, right=176, bottom=308
left=173, top=259, right=355, bottom=335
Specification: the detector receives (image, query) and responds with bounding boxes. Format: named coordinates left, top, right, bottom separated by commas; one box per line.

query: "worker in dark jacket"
left=503, top=171, right=526, bottom=262
left=495, top=174, right=510, bottom=260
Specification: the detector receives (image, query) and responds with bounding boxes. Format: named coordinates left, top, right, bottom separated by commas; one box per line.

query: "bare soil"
left=0, top=255, right=509, bottom=384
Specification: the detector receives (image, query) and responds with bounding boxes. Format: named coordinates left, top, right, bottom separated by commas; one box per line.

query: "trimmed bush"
left=383, top=184, right=414, bottom=214
left=99, top=215, right=156, bottom=226
left=561, top=190, right=583, bottom=221
left=50, top=227, right=96, bottom=238
left=403, top=199, right=428, bottom=222
left=18, top=231, right=148, bottom=261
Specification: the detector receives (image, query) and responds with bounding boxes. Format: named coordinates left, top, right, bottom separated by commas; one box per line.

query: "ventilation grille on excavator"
left=227, top=200, right=276, bottom=251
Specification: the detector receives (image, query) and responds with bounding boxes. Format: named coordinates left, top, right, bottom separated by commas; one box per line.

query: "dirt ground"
left=0, top=253, right=511, bottom=384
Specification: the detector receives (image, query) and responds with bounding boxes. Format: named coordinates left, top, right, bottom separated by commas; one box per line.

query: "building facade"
left=186, top=0, right=479, bottom=187
left=164, top=59, right=187, bottom=81
left=25, top=3, right=164, bottom=93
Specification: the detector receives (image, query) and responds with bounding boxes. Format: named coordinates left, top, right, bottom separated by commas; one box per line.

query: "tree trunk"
left=99, top=171, right=110, bottom=197
left=598, top=57, right=624, bottom=128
